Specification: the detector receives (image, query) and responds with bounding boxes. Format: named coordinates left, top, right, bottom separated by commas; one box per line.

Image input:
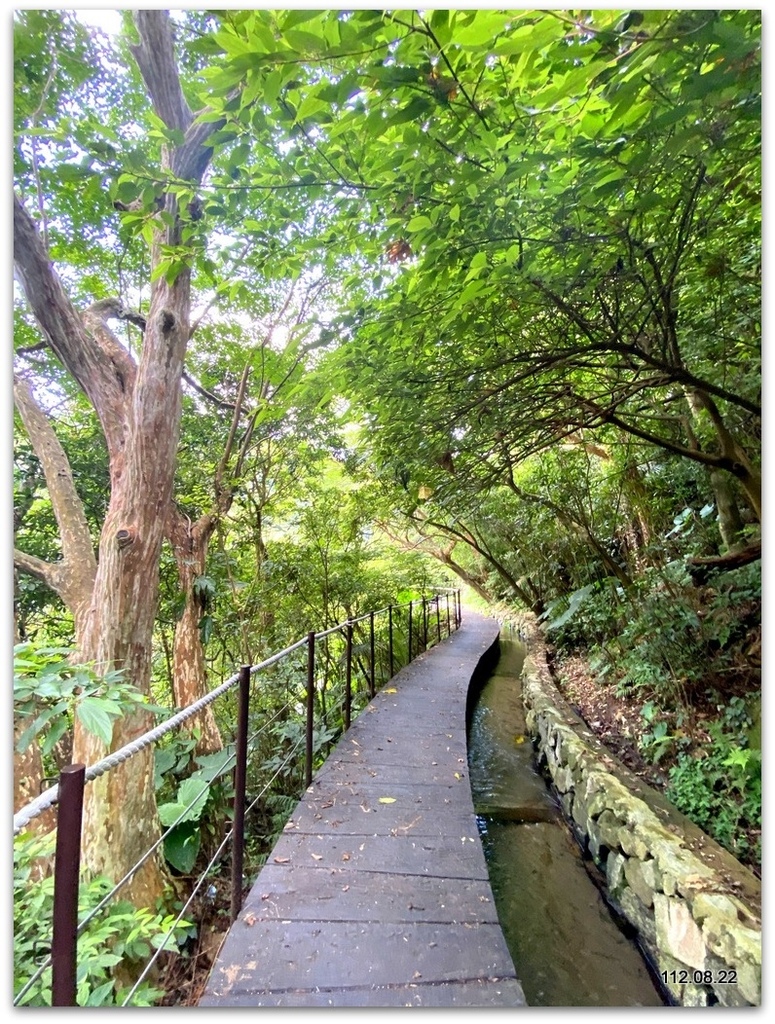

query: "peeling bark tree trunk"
left=13, top=10, right=223, bottom=905
left=13, top=375, right=98, bottom=631
left=165, top=359, right=259, bottom=753
left=13, top=376, right=98, bottom=822
left=167, top=513, right=223, bottom=755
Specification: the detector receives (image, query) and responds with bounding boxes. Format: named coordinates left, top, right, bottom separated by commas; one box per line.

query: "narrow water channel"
left=467, top=637, right=666, bottom=1007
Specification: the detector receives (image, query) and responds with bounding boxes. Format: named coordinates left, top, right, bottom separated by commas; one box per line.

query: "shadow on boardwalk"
left=199, top=612, right=526, bottom=1007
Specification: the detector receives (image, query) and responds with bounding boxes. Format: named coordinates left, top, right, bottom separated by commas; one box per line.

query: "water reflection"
left=468, top=640, right=665, bottom=1007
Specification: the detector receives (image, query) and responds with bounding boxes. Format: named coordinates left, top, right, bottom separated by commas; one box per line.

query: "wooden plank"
left=241, top=865, right=501, bottom=923
left=199, top=613, right=526, bottom=1008
left=202, top=919, right=518, bottom=996
left=259, top=830, right=491, bottom=879
left=200, top=978, right=526, bottom=1007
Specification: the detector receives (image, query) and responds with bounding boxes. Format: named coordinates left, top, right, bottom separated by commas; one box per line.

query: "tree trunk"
left=167, top=513, right=223, bottom=754
left=13, top=377, right=98, bottom=824
left=710, top=469, right=747, bottom=554
left=13, top=10, right=222, bottom=904
left=13, top=375, right=97, bottom=632
left=684, top=387, right=753, bottom=548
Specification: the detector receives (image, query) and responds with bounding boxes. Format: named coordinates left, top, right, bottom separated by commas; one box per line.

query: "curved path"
left=199, top=612, right=526, bottom=1007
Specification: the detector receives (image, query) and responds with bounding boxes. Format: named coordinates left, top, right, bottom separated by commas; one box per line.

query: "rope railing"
left=13, top=587, right=462, bottom=1007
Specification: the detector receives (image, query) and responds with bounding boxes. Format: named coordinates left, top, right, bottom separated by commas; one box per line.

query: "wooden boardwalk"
left=199, top=613, right=526, bottom=1008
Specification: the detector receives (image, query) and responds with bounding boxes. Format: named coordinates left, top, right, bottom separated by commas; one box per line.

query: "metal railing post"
left=388, top=604, right=394, bottom=678
left=305, top=632, right=315, bottom=788
left=445, top=593, right=451, bottom=637
left=369, top=611, right=376, bottom=697
left=422, top=596, right=427, bottom=650
left=408, top=600, right=413, bottom=663
left=435, top=596, right=441, bottom=644
left=231, top=665, right=251, bottom=923
left=457, top=589, right=461, bottom=628
left=345, top=621, right=353, bottom=730
left=52, top=763, right=86, bottom=1007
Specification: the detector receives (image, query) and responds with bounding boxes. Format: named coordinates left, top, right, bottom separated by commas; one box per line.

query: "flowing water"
left=468, top=638, right=666, bottom=1007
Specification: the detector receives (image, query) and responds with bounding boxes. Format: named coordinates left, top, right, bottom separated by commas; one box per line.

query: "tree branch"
left=687, top=539, right=761, bottom=583
left=13, top=374, right=97, bottom=626
left=14, top=196, right=132, bottom=460
left=130, top=11, right=193, bottom=133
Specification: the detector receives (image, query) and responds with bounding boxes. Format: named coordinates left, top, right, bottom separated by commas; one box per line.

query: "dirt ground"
left=548, top=649, right=761, bottom=879
left=550, top=652, right=673, bottom=790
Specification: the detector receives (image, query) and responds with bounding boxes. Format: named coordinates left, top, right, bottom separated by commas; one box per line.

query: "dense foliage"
left=13, top=8, right=760, bottom=1004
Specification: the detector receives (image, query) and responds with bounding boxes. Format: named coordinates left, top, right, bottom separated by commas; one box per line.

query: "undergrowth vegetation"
left=544, top=561, right=761, bottom=871
left=13, top=5, right=760, bottom=1006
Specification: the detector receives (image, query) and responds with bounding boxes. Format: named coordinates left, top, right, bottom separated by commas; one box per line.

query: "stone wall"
left=520, top=640, right=762, bottom=1007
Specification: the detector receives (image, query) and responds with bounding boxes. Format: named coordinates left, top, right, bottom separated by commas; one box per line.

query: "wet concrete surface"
left=199, top=614, right=526, bottom=1007
left=468, top=639, right=666, bottom=1006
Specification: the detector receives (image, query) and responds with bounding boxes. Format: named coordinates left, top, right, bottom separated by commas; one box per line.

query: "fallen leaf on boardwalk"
left=342, top=852, right=351, bottom=861
left=342, top=885, right=350, bottom=892
left=378, top=797, right=396, bottom=803
left=413, top=971, right=422, bottom=979
left=274, top=856, right=291, bottom=864
left=311, top=853, right=323, bottom=860
left=244, top=913, right=257, bottom=926
left=385, top=687, right=397, bottom=693
left=454, top=772, right=461, bottom=779
left=261, top=893, right=270, bottom=900
left=515, top=735, right=526, bottom=745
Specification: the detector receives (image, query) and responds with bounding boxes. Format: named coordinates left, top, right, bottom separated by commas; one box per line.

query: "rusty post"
left=52, top=763, right=86, bottom=1007
left=305, top=632, right=315, bottom=788
left=388, top=604, right=394, bottom=678
left=408, top=601, right=413, bottom=663
left=231, top=665, right=251, bottom=922
left=345, top=621, right=353, bottom=730
left=369, top=610, right=376, bottom=697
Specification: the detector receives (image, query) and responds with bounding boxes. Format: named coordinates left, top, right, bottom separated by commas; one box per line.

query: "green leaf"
left=198, top=614, right=214, bottom=645
left=281, top=10, right=324, bottom=31
left=41, top=717, right=70, bottom=757
left=491, top=20, right=562, bottom=56
left=453, top=11, right=511, bottom=47
left=295, top=92, right=329, bottom=123
left=283, top=28, right=326, bottom=53
left=456, top=278, right=487, bottom=307
left=76, top=698, right=115, bottom=746
left=176, top=777, right=210, bottom=821
left=163, top=821, right=201, bottom=874
left=85, top=981, right=116, bottom=1006
left=407, top=215, right=433, bottom=232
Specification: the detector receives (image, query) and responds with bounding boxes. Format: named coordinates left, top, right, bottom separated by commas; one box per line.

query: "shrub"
left=666, top=705, right=761, bottom=867
left=14, top=832, right=194, bottom=1006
